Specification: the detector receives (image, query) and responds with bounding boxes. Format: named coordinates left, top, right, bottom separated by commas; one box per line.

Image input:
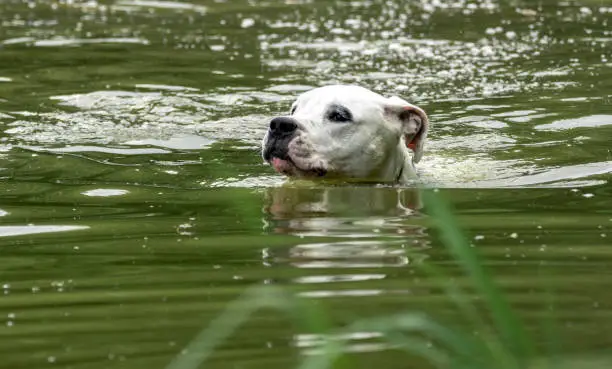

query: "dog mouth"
left=269, top=156, right=327, bottom=177
left=264, top=142, right=327, bottom=177
left=263, top=131, right=328, bottom=178
left=270, top=157, right=294, bottom=174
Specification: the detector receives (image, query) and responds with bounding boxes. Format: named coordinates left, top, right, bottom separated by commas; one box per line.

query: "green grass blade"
left=348, top=312, right=480, bottom=361
left=165, top=285, right=335, bottom=369
left=296, top=339, right=345, bottom=369
left=412, top=254, right=490, bottom=332
left=385, top=332, right=450, bottom=369
left=164, top=286, right=278, bottom=369
left=422, top=189, right=533, bottom=365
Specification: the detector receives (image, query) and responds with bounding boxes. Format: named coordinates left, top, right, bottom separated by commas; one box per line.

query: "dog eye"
left=290, top=105, right=297, bottom=115
left=328, top=112, right=349, bottom=122
left=327, top=105, right=352, bottom=123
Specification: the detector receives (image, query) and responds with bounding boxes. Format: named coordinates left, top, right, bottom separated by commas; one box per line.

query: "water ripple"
left=0, top=225, right=89, bottom=238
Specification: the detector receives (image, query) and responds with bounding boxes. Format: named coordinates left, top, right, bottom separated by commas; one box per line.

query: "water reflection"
left=262, top=186, right=430, bottom=274
left=263, top=186, right=429, bottom=357
left=0, top=225, right=89, bottom=237
left=81, top=188, right=129, bottom=197
left=295, top=332, right=394, bottom=355
left=264, top=185, right=423, bottom=221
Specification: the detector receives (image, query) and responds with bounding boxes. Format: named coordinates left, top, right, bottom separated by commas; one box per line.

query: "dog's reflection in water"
left=262, top=185, right=430, bottom=269
left=262, top=186, right=431, bottom=355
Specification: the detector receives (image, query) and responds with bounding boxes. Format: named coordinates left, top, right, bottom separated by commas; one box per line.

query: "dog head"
left=261, top=85, right=429, bottom=182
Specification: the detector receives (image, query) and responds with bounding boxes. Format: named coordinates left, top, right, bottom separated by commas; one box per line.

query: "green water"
left=1, top=0, right=612, bottom=368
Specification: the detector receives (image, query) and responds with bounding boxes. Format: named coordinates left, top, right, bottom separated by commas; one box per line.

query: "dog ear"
left=385, top=96, right=429, bottom=164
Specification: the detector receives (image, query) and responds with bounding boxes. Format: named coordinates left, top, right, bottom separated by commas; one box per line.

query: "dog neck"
left=367, top=142, right=417, bottom=185
left=395, top=144, right=419, bottom=184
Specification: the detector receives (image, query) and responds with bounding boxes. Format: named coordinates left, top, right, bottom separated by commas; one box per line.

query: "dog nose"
left=269, top=117, right=297, bottom=137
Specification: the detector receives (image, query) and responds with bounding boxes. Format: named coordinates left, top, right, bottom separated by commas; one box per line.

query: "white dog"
left=261, top=85, right=429, bottom=184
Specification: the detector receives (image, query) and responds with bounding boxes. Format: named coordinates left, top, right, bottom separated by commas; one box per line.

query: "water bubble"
left=241, top=18, right=255, bottom=28
left=177, top=223, right=194, bottom=236
left=509, top=233, right=518, bottom=239
left=481, top=45, right=495, bottom=56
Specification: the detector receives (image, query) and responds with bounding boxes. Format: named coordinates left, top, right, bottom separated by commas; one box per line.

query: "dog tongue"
left=271, top=157, right=292, bottom=173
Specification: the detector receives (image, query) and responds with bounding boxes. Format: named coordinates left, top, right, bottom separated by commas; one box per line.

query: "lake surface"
left=1, top=0, right=612, bottom=368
